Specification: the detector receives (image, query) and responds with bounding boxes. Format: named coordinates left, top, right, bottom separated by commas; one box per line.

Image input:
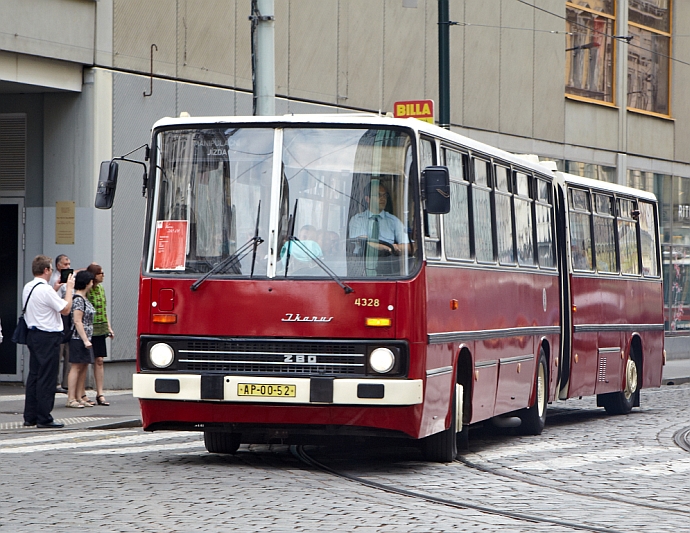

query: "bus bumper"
left=133, top=373, right=423, bottom=406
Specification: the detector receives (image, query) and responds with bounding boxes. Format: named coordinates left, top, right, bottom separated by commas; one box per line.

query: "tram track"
left=291, top=445, right=628, bottom=533
left=457, top=454, right=690, bottom=516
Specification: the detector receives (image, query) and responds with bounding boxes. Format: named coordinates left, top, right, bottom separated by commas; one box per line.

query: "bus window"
left=569, top=188, right=593, bottom=271
left=536, top=178, right=555, bottom=268
left=279, top=127, right=418, bottom=279
left=618, top=198, right=640, bottom=275
left=473, top=158, right=494, bottom=262
left=443, top=148, right=470, bottom=260
left=639, top=201, right=659, bottom=277
left=515, top=172, right=534, bottom=266
left=421, top=138, right=441, bottom=259
left=593, top=193, right=617, bottom=273
left=495, top=166, right=515, bottom=265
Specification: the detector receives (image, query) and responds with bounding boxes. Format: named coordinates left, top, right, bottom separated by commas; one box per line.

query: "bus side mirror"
left=95, top=161, right=119, bottom=209
left=423, top=166, right=451, bottom=214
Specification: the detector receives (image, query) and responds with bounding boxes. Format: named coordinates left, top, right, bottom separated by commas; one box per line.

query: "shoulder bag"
left=11, top=283, right=40, bottom=345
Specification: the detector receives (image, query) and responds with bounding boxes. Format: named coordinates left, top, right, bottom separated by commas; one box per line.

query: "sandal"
left=96, top=395, right=110, bottom=406
left=66, top=399, right=84, bottom=408
left=81, top=395, right=96, bottom=406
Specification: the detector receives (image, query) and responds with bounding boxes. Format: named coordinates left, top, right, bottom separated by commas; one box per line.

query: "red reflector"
left=152, top=314, right=177, bottom=324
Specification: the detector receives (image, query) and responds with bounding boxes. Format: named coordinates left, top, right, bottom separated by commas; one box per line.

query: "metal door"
left=0, top=198, right=24, bottom=381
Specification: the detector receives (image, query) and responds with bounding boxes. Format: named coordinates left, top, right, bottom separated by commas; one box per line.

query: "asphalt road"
left=1, top=382, right=689, bottom=532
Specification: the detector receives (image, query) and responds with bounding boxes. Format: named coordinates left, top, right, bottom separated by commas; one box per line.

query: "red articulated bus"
left=96, top=114, right=664, bottom=462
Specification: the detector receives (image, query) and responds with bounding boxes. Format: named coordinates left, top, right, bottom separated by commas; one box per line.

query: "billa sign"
left=394, top=99, right=434, bottom=123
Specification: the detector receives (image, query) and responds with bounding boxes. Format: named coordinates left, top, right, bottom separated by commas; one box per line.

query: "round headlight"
left=369, top=347, right=395, bottom=374
left=150, top=343, right=174, bottom=368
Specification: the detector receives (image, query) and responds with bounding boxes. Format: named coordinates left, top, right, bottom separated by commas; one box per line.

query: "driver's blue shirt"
left=348, top=209, right=409, bottom=245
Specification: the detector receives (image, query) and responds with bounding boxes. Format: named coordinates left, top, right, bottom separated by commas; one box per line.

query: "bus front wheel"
left=204, top=430, right=241, bottom=454
left=421, top=390, right=458, bottom=463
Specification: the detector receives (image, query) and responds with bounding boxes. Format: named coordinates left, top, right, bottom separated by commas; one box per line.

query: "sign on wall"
left=55, top=201, right=75, bottom=245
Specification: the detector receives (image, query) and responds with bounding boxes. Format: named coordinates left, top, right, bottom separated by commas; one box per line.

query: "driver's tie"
left=366, top=215, right=379, bottom=276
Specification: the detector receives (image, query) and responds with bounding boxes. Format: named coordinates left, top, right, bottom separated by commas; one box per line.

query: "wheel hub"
left=623, top=358, right=638, bottom=400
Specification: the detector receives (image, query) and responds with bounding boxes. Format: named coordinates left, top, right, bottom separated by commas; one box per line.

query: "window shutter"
left=0, top=114, right=27, bottom=191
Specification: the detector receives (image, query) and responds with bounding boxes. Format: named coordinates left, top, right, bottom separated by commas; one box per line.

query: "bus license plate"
left=237, top=383, right=296, bottom=398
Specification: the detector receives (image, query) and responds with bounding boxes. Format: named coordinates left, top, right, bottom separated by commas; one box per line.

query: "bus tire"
left=422, top=391, right=457, bottom=463
left=204, top=430, right=241, bottom=454
left=519, top=350, right=548, bottom=435
left=598, top=357, right=639, bottom=415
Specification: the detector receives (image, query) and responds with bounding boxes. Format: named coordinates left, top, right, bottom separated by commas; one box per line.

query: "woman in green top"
left=86, top=263, right=114, bottom=406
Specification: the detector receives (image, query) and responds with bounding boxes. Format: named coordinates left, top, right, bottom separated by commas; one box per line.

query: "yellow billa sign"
left=394, top=100, right=434, bottom=123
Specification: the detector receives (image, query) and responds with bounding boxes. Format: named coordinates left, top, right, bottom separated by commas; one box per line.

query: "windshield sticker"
left=153, top=220, right=188, bottom=271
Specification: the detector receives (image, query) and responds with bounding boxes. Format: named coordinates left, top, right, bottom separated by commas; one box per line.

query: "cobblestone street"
left=1, top=383, right=689, bottom=532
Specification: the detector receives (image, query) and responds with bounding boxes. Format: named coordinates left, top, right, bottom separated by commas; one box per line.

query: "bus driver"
left=348, top=183, right=410, bottom=256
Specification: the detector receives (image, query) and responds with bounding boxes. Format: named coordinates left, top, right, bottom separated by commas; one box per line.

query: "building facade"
left=0, top=0, right=687, bottom=386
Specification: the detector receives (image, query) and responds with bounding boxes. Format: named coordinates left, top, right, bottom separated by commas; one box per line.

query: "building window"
left=565, top=1, right=616, bottom=103
left=627, top=0, right=671, bottom=115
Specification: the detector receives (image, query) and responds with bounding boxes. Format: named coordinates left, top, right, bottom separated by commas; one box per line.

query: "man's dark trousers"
left=24, top=329, right=62, bottom=425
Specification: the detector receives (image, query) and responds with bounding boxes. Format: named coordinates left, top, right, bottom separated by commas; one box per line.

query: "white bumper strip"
left=133, top=374, right=423, bottom=406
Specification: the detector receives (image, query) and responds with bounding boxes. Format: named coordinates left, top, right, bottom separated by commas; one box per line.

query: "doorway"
left=0, top=198, right=24, bottom=381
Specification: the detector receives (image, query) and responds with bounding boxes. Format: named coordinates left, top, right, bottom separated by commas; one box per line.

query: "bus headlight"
left=369, top=347, right=396, bottom=374
left=149, top=343, right=175, bottom=368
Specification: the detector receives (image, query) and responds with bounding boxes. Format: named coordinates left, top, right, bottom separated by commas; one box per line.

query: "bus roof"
left=150, top=114, right=656, bottom=202
left=151, top=113, right=555, bottom=177
left=556, top=171, right=658, bottom=202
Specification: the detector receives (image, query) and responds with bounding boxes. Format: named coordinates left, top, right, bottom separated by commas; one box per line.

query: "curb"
left=86, top=418, right=142, bottom=430
left=662, top=377, right=690, bottom=386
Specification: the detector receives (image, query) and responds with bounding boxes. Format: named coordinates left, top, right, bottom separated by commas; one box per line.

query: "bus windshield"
left=148, top=126, right=420, bottom=279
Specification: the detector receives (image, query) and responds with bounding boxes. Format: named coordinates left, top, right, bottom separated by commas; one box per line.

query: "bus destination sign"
left=393, top=99, right=434, bottom=123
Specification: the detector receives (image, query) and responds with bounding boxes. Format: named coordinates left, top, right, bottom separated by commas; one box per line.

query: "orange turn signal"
left=450, top=299, right=459, bottom=310
left=153, top=313, right=177, bottom=324
left=365, top=317, right=392, bottom=327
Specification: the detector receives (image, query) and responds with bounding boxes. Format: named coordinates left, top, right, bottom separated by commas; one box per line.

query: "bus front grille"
left=177, top=340, right=366, bottom=376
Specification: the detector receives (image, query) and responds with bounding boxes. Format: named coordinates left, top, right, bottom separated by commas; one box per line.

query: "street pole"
left=438, top=0, right=450, bottom=129
left=251, top=0, right=275, bottom=116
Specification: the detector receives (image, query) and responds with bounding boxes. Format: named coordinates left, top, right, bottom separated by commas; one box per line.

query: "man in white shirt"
left=23, top=255, right=75, bottom=428
left=348, top=183, right=410, bottom=255
left=49, top=254, right=71, bottom=393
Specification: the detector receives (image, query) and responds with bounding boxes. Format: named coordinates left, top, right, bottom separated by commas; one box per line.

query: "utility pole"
left=250, top=0, right=275, bottom=116
left=438, top=0, right=450, bottom=129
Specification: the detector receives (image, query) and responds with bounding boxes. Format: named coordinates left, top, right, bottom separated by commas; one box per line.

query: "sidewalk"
left=0, top=360, right=687, bottom=431
left=0, top=384, right=141, bottom=431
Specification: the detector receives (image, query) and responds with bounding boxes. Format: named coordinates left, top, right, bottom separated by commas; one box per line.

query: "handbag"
left=12, top=283, right=40, bottom=345
left=62, top=295, right=80, bottom=344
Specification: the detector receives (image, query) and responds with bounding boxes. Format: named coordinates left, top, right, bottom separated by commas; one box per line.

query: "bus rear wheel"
left=598, top=357, right=639, bottom=415
left=518, top=351, right=548, bottom=435
left=204, top=430, right=241, bottom=454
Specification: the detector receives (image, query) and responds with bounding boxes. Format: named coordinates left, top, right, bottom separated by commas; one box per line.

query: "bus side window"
left=536, top=178, right=556, bottom=268
left=494, top=165, right=515, bottom=265
left=472, top=158, right=494, bottom=262
left=515, top=172, right=534, bottom=266
left=443, top=148, right=471, bottom=260
left=618, top=198, right=639, bottom=275
left=593, top=193, right=617, bottom=273
left=569, top=188, right=593, bottom=271
left=421, top=138, right=441, bottom=259
left=638, top=201, right=659, bottom=277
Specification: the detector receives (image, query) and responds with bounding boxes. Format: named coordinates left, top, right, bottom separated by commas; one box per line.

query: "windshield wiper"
left=284, top=236, right=354, bottom=295
left=249, top=201, right=261, bottom=278
left=190, top=235, right=264, bottom=291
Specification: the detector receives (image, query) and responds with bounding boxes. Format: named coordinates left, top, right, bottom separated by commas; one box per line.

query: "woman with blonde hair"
left=86, top=263, right=113, bottom=406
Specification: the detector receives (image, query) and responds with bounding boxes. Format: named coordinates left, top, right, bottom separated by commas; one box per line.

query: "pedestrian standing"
left=49, top=254, right=71, bottom=394
left=65, top=271, right=96, bottom=409
left=22, top=255, right=74, bottom=428
left=86, top=263, right=113, bottom=406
